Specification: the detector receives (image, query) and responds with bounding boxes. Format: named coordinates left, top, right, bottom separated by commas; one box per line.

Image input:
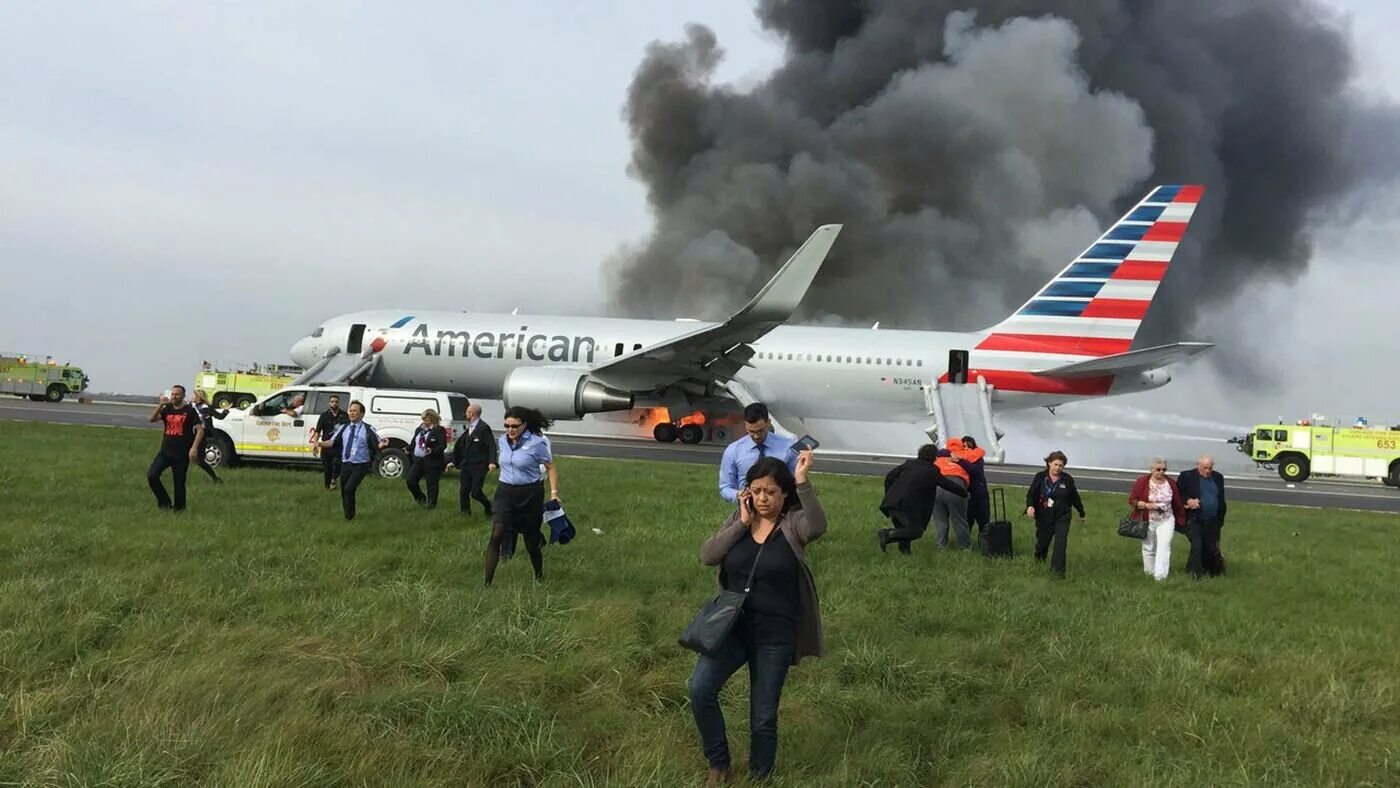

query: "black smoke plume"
left=608, top=1, right=1395, bottom=355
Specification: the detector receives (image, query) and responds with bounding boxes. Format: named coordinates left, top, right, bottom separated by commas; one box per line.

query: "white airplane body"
left=289, top=185, right=1213, bottom=441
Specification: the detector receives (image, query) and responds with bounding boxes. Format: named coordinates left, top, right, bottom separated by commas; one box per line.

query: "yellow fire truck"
left=1232, top=418, right=1400, bottom=486
left=0, top=353, right=89, bottom=402
left=194, top=363, right=302, bottom=410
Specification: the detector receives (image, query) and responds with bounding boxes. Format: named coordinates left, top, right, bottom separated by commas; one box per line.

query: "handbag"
left=678, top=533, right=769, bottom=656
left=1117, top=508, right=1151, bottom=540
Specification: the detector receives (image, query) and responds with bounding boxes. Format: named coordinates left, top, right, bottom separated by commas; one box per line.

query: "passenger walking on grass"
left=932, top=446, right=974, bottom=548
left=450, top=403, right=497, bottom=517
left=1129, top=458, right=1186, bottom=581
left=312, top=394, right=350, bottom=490
left=147, top=385, right=204, bottom=511
left=718, top=403, right=796, bottom=503
left=690, top=450, right=824, bottom=784
left=404, top=409, right=448, bottom=508
left=317, top=401, right=387, bottom=521
left=190, top=390, right=226, bottom=483
left=483, top=407, right=558, bottom=586
left=1178, top=455, right=1227, bottom=578
left=877, top=444, right=969, bottom=554
left=1025, top=451, right=1086, bottom=577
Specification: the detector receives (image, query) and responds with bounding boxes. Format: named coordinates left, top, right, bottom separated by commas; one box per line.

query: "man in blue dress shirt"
left=718, top=402, right=798, bottom=503
left=317, top=401, right=386, bottom=521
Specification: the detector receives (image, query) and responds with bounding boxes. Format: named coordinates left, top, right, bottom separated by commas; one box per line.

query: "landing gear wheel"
left=45, top=385, right=64, bottom=403
left=653, top=423, right=678, bottom=443
left=679, top=424, right=704, bottom=444
left=235, top=395, right=255, bottom=410
left=1278, top=455, right=1310, bottom=484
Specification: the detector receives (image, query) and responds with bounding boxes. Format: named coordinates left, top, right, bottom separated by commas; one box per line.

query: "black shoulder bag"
left=678, top=533, right=770, bottom=656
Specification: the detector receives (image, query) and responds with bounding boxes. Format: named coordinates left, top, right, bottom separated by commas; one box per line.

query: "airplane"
left=288, top=184, right=1212, bottom=453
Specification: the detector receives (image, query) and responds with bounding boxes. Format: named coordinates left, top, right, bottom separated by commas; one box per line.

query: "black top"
left=315, top=407, right=350, bottom=438
left=192, top=402, right=227, bottom=432
left=880, top=459, right=969, bottom=528
left=1026, top=470, right=1086, bottom=518
left=723, top=528, right=800, bottom=645
left=158, top=404, right=201, bottom=455
left=452, top=421, right=498, bottom=465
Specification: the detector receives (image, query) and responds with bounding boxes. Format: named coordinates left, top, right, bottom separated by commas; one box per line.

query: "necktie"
left=756, top=442, right=767, bottom=457
left=344, top=424, right=358, bottom=462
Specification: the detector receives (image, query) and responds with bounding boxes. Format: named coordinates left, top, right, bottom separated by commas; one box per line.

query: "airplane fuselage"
left=290, top=310, right=1168, bottom=424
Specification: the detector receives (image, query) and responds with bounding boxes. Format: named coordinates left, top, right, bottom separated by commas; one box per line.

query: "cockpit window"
left=311, top=327, right=324, bottom=338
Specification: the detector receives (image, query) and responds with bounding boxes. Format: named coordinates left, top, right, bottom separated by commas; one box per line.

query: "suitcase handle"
left=992, top=487, right=1007, bottom=522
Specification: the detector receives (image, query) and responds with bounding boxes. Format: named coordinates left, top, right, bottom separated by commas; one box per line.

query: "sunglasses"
left=504, top=422, right=524, bottom=429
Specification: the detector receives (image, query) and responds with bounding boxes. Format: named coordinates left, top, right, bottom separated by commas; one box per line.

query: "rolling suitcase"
left=979, top=488, right=1013, bottom=558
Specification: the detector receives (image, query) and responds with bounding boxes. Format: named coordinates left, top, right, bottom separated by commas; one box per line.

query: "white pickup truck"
left=203, top=385, right=470, bottom=478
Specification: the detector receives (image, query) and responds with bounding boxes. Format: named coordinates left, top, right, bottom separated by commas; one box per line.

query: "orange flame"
left=678, top=411, right=707, bottom=427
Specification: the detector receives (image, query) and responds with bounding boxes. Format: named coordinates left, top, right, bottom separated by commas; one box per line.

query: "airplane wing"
left=586, top=224, right=843, bottom=392
left=1031, top=341, right=1214, bottom=378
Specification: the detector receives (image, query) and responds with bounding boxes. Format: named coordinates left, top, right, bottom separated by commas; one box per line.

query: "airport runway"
left=4, top=398, right=1399, bottom=514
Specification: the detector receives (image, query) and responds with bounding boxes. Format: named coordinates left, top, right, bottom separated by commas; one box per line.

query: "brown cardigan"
left=700, top=481, right=827, bottom=664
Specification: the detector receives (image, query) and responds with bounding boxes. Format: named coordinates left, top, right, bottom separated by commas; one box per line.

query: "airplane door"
left=347, top=324, right=366, bottom=354
left=948, top=349, right=970, bottom=384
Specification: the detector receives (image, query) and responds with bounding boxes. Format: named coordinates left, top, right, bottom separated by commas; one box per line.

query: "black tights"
left=485, top=520, right=543, bottom=585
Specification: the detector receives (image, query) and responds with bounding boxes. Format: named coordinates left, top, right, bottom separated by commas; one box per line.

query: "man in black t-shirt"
left=147, top=384, right=205, bottom=511
left=312, top=394, right=351, bottom=490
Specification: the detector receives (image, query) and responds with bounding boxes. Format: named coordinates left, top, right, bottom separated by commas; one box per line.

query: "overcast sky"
left=2, top=2, right=1397, bottom=444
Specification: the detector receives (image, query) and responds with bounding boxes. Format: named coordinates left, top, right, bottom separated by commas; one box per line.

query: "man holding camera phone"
left=718, top=402, right=813, bottom=504
left=147, top=384, right=204, bottom=511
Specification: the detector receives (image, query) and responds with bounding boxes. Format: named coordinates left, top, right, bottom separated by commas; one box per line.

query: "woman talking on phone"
left=689, top=449, right=824, bottom=784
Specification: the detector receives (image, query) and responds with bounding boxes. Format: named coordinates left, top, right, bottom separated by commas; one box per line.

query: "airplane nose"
left=289, top=337, right=312, bottom=366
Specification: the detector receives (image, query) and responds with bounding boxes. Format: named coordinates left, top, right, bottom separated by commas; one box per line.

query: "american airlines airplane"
left=288, top=184, right=1211, bottom=449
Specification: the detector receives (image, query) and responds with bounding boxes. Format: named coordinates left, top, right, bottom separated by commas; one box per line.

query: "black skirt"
left=493, top=481, right=544, bottom=537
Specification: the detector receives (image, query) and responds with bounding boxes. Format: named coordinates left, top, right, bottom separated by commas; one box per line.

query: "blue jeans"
left=688, top=631, right=794, bottom=778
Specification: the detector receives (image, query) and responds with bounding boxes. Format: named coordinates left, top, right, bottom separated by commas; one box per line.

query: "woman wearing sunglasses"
left=1128, top=458, right=1186, bottom=581
left=484, top=406, right=558, bottom=586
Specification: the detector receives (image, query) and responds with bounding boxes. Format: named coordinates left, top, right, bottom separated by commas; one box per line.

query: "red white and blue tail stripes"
left=978, top=184, right=1203, bottom=359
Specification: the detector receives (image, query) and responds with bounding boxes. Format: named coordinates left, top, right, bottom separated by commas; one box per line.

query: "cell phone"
left=790, top=434, right=820, bottom=454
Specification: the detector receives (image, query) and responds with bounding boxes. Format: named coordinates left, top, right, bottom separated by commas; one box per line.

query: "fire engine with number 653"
left=1230, top=417, right=1400, bottom=487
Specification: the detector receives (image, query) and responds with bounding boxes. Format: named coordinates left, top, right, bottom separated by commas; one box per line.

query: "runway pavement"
left=4, top=398, right=1399, bottom=513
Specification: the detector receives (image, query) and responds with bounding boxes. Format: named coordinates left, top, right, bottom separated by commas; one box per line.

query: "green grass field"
left=1, top=422, right=1397, bottom=787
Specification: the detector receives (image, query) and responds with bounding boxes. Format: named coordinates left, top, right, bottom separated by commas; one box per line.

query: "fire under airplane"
left=288, top=185, right=1212, bottom=461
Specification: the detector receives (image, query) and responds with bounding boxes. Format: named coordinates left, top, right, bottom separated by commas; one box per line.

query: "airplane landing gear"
left=653, top=422, right=678, bottom=443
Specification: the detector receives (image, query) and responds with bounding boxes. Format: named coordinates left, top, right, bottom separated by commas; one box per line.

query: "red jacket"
left=1128, top=475, right=1187, bottom=529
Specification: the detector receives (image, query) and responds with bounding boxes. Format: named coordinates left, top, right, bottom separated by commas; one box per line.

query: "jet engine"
left=502, top=367, right=635, bottom=420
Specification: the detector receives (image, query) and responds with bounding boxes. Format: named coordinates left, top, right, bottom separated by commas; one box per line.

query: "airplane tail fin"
left=977, top=185, right=1204, bottom=361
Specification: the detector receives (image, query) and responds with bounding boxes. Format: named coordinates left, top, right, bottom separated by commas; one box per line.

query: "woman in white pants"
left=1128, top=458, right=1186, bottom=580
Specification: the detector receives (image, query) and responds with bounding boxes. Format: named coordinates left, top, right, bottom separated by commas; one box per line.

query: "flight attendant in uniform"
left=190, top=389, right=227, bottom=483
left=483, top=406, right=559, bottom=586
left=405, top=409, right=448, bottom=508
left=451, top=403, right=497, bottom=516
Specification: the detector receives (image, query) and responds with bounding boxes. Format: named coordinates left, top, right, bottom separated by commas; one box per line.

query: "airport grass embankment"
left=1, top=422, right=1397, bottom=786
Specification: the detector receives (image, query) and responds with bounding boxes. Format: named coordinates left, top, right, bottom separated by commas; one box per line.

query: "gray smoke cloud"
left=608, top=1, right=1396, bottom=359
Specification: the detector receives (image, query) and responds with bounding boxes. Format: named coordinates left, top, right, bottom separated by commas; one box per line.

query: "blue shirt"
left=333, top=421, right=376, bottom=464
left=1198, top=473, right=1221, bottom=519
left=719, top=432, right=797, bottom=503
left=498, top=430, right=552, bottom=485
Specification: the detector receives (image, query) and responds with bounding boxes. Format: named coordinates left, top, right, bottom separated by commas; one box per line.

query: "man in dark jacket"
left=450, top=403, right=497, bottom=516
left=877, top=444, right=971, bottom=554
left=1178, top=455, right=1227, bottom=578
